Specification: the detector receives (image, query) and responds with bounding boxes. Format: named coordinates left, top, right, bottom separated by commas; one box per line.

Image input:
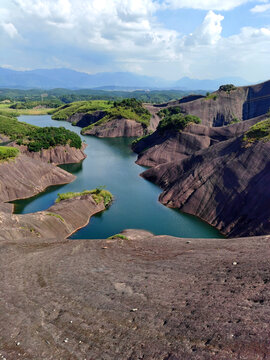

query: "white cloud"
left=0, top=0, right=270, bottom=82
left=1, top=22, right=18, bottom=38
left=251, top=3, right=270, bottom=12
left=11, top=0, right=179, bottom=62
left=164, top=0, right=251, bottom=11
left=185, top=10, right=224, bottom=46
left=14, top=0, right=72, bottom=24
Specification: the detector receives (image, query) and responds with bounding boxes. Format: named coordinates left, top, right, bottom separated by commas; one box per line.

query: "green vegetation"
left=56, top=187, right=113, bottom=208
left=0, top=107, right=20, bottom=117
left=10, top=99, right=62, bottom=109
left=219, top=84, right=237, bottom=93
left=108, top=234, right=128, bottom=240
left=51, top=100, right=113, bottom=120
left=229, top=116, right=240, bottom=124
left=81, top=98, right=151, bottom=133
left=0, top=146, right=19, bottom=161
left=0, top=114, right=82, bottom=152
left=46, top=212, right=65, bottom=222
left=131, top=132, right=152, bottom=147
left=0, top=88, right=206, bottom=104
left=158, top=106, right=182, bottom=118
left=243, top=119, right=270, bottom=143
left=0, top=102, right=53, bottom=116
left=157, top=106, right=201, bottom=132
left=205, top=93, right=218, bottom=100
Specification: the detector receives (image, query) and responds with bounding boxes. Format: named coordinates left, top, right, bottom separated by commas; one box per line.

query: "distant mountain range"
left=0, top=67, right=249, bottom=91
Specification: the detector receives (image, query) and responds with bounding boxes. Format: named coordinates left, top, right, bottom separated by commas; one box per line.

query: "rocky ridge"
left=159, top=80, right=270, bottom=127
left=133, top=115, right=265, bottom=167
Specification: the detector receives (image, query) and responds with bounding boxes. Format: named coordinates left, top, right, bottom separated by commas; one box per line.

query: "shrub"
left=219, top=84, right=237, bottom=93
left=243, top=119, right=270, bottom=143
left=158, top=106, right=182, bottom=118
left=0, top=146, right=19, bottom=160
left=108, top=234, right=128, bottom=240
left=56, top=188, right=113, bottom=208
left=158, top=113, right=201, bottom=132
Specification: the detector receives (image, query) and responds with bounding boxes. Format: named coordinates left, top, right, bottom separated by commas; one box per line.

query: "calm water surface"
left=14, top=115, right=223, bottom=239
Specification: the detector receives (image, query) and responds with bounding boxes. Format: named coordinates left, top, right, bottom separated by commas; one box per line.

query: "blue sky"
left=1, top=0, right=270, bottom=82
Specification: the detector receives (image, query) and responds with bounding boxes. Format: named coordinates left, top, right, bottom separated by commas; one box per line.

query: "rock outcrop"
left=142, top=135, right=270, bottom=238
left=82, top=118, right=145, bottom=137
left=15, top=143, right=87, bottom=165
left=0, top=230, right=269, bottom=359
left=161, top=80, right=270, bottom=127
left=145, top=80, right=270, bottom=128
left=133, top=116, right=264, bottom=167
left=0, top=141, right=101, bottom=241
left=0, top=154, right=75, bottom=203
left=0, top=193, right=106, bottom=240
left=67, top=110, right=107, bottom=127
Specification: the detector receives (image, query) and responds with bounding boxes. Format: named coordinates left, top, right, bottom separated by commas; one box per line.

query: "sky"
left=0, top=0, right=270, bottom=82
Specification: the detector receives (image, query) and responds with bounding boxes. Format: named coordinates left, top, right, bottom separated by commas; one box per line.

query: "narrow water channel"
left=14, top=115, right=223, bottom=239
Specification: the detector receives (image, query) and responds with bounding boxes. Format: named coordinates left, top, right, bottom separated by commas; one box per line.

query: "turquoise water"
left=14, top=115, right=223, bottom=239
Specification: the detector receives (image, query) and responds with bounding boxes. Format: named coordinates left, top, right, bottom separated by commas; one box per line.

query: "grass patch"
left=204, top=93, right=218, bottom=100
left=0, top=103, right=53, bottom=115
left=46, top=212, right=65, bottom=222
left=55, top=187, right=113, bottom=208
left=0, top=146, right=19, bottom=161
left=51, top=100, right=113, bottom=120
left=108, top=234, right=128, bottom=240
left=0, top=114, right=82, bottom=151
left=243, top=119, right=270, bottom=143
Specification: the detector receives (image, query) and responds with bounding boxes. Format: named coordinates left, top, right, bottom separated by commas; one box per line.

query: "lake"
left=14, top=115, right=223, bottom=239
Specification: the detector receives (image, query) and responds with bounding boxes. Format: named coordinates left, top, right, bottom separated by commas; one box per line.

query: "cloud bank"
left=0, top=0, right=269, bottom=81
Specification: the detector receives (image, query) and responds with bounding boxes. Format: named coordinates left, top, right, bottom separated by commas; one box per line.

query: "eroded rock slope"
left=142, top=135, right=270, bottom=237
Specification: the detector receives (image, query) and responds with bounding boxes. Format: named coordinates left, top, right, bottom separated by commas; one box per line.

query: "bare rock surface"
left=0, top=232, right=270, bottom=359
left=67, top=110, right=107, bottom=127
left=134, top=116, right=263, bottom=167
left=143, top=103, right=162, bottom=131
left=0, top=193, right=106, bottom=240
left=142, top=136, right=270, bottom=238
left=13, top=143, right=87, bottom=165
left=0, top=154, right=75, bottom=203
left=83, top=118, right=145, bottom=137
